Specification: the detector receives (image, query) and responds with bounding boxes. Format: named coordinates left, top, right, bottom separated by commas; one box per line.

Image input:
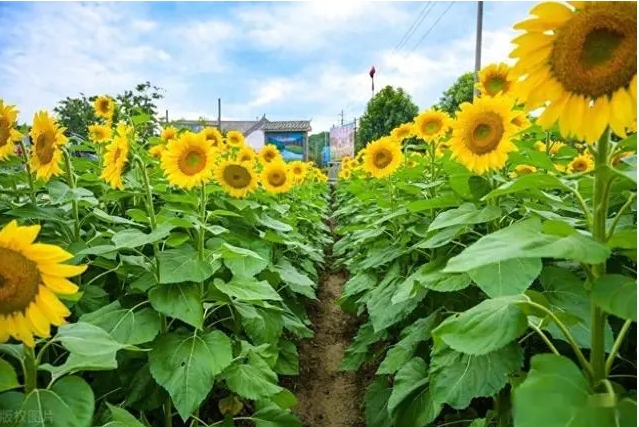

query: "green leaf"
left=482, top=174, right=569, bottom=200
left=468, top=175, right=492, bottom=200
left=444, top=217, right=610, bottom=272
left=235, top=302, right=284, bottom=345
left=432, top=296, right=528, bottom=355
left=388, top=357, right=429, bottom=415
left=276, top=260, right=317, bottom=299
left=364, top=377, right=393, bottom=427
left=592, top=274, right=637, bottom=321
left=468, top=258, right=542, bottom=297
left=394, top=386, right=442, bottom=427
left=407, top=194, right=461, bottom=212
left=430, top=340, right=523, bottom=409
left=103, top=403, right=146, bottom=427
left=39, top=353, right=118, bottom=383
left=607, top=228, right=637, bottom=249
left=368, top=274, right=426, bottom=333
left=223, top=362, right=283, bottom=400
left=216, top=278, right=282, bottom=301
left=270, top=389, right=298, bottom=410
left=80, top=302, right=161, bottom=345
left=158, top=247, right=220, bottom=284
left=252, top=401, right=302, bottom=427
left=258, top=214, right=293, bottom=232
left=111, top=223, right=174, bottom=249
left=0, top=359, right=19, bottom=392
left=149, top=282, right=203, bottom=329
left=428, top=203, right=501, bottom=232
left=148, top=330, right=233, bottom=421
left=274, top=339, right=299, bottom=375
left=55, top=322, right=129, bottom=357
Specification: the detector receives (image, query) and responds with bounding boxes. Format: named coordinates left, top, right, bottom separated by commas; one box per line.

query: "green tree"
left=355, top=85, right=419, bottom=152
left=434, top=72, right=475, bottom=116
left=308, top=131, right=329, bottom=166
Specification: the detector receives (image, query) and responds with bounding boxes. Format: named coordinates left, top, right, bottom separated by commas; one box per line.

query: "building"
left=172, top=115, right=312, bottom=161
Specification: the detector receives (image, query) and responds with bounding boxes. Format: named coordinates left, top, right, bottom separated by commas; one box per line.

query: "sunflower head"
left=339, top=168, right=352, bottom=180
left=391, top=123, right=414, bottom=141
left=449, top=95, right=519, bottom=175
left=0, top=220, right=86, bottom=347
left=511, top=1, right=637, bottom=142
left=568, top=153, right=595, bottom=173
left=237, top=146, right=256, bottom=164
left=115, top=121, right=134, bottom=140
left=259, top=144, right=281, bottom=164
left=161, top=131, right=216, bottom=190
left=260, top=160, right=293, bottom=194
left=0, top=100, right=22, bottom=161
left=100, top=135, right=130, bottom=190
left=477, top=63, right=515, bottom=98
left=199, top=126, right=223, bottom=148
left=511, top=111, right=531, bottom=131
left=161, top=126, right=178, bottom=142
left=149, top=144, right=166, bottom=160
left=93, top=95, right=115, bottom=120
left=88, top=124, right=112, bottom=144
left=28, top=111, right=68, bottom=182
left=215, top=160, right=259, bottom=198
left=363, top=136, right=403, bottom=179
left=414, top=110, right=453, bottom=142
left=288, top=161, right=308, bottom=183
left=509, top=164, right=538, bottom=178
left=226, top=131, right=245, bottom=147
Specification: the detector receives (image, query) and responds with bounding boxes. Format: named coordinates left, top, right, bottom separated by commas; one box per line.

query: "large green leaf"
left=274, top=339, right=299, bottom=375
left=513, top=354, right=625, bottom=427
left=111, top=222, right=174, bottom=249
left=394, top=386, right=442, bottom=427
left=100, top=403, right=147, bottom=427
left=0, top=359, right=19, bottom=392
left=39, top=353, right=118, bottom=383
left=149, top=282, right=203, bottom=329
left=592, top=274, right=637, bottom=321
left=216, top=278, right=282, bottom=301
left=468, top=258, right=542, bottom=297
left=444, top=217, right=610, bottom=272
left=158, top=247, right=220, bottom=284
left=80, top=302, right=161, bottom=345
left=482, top=174, right=569, bottom=200
left=368, top=274, right=426, bottom=333
left=364, top=377, right=393, bottom=427
left=252, top=401, right=302, bottom=427
left=407, top=194, right=461, bottom=212
left=223, top=360, right=283, bottom=400
left=54, top=322, right=129, bottom=357
left=224, top=252, right=270, bottom=279
left=388, top=357, right=429, bottom=415
left=275, top=260, right=317, bottom=299
left=428, top=203, right=501, bottom=232
left=148, top=330, right=233, bottom=421
left=234, top=302, right=284, bottom=345
left=429, top=340, right=523, bottom=409
left=432, top=296, right=528, bottom=355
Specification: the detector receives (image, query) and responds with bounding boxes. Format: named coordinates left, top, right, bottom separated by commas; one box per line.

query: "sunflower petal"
left=36, top=286, right=70, bottom=325
left=26, top=302, right=51, bottom=338
left=42, top=274, right=79, bottom=295
left=22, top=243, right=74, bottom=263
left=38, top=262, right=87, bottom=278
left=530, top=2, right=574, bottom=24
left=11, top=312, right=35, bottom=348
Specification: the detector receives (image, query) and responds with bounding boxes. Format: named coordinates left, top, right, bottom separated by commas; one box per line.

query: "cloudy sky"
left=0, top=1, right=535, bottom=134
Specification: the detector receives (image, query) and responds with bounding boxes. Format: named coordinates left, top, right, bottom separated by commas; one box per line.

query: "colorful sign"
left=329, top=121, right=356, bottom=160
left=265, top=132, right=305, bottom=161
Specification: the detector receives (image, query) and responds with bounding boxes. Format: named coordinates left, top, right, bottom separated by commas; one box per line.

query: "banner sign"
left=329, top=121, right=356, bottom=160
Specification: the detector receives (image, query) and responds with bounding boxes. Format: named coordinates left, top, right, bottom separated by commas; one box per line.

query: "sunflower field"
left=0, top=1, right=638, bottom=427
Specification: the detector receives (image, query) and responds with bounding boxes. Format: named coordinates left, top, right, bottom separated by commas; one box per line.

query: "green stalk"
left=605, top=319, right=633, bottom=376
left=589, top=128, right=612, bottom=385
left=605, top=193, right=636, bottom=241
left=23, top=346, right=37, bottom=393
left=17, top=139, right=36, bottom=205
left=63, top=148, right=81, bottom=241
left=198, top=183, right=208, bottom=260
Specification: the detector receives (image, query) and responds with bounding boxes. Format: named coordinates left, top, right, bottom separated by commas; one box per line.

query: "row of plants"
left=0, top=95, right=331, bottom=426
left=334, top=2, right=636, bottom=426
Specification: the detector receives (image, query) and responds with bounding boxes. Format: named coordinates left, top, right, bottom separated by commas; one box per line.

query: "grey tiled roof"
left=262, top=121, right=312, bottom=132
left=172, top=117, right=312, bottom=135
left=174, top=119, right=258, bottom=133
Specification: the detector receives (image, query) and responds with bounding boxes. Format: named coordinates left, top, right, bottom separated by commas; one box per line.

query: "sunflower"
left=100, top=136, right=129, bottom=190
left=391, top=123, right=414, bottom=141
left=414, top=109, right=452, bottom=142
left=288, top=161, right=308, bottom=183
left=477, top=63, right=516, bottom=98
left=237, top=146, right=256, bottom=164
left=509, top=164, right=538, bottom=178
left=28, top=111, right=68, bottom=182
left=511, top=111, right=531, bottom=131
left=339, top=168, right=352, bottom=180
left=215, top=160, right=258, bottom=198
left=260, top=160, right=293, bottom=194
left=149, top=144, right=166, bottom=160
left=115, top=121, right=134, bottom=140
left=161, top=131, right=216, bottom=190
left=612, top=151, right=635, bottom=167
left=93, top=95, right=115, bottom=120
left=0, top=220, right=86, bottom=347
left=567, top=153, right=595, bottom=173
left=0, top=100, right=22, bottom=161
left=226, top=130, right=245, bottom=147
left=510, top=2, right=637, bottom=142
left=160, top=126, right=178, bottom=142
left=202, top=127, right=224, bottom=148
left=449, top=96, right=518, bottom=175
left=88, top=124, right=112, bottom=144
left=259, top=144, right=281, bottom=164
left=362, top=136, right=403, bottom=178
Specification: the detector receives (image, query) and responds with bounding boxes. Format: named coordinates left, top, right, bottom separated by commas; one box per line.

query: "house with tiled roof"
left=171, top=115, right=312, bottom=161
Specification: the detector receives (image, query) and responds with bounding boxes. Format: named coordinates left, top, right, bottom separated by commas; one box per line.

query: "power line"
left=393, top=2, right=435, bottom=54
left=404, top=1, right=456, bottom=58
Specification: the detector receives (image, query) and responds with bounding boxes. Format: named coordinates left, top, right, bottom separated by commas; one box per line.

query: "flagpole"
left=369, top=65, right=376, bottom=98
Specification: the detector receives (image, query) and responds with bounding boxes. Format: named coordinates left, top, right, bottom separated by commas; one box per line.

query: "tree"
left=308, top=131, right=329, bottom=166
left=434, top=72, right=475, bottom=116
left=355, top=85, right=419, bottom=152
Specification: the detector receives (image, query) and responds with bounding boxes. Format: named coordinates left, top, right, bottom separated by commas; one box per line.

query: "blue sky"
left=0, top=1, right=536, bottom=134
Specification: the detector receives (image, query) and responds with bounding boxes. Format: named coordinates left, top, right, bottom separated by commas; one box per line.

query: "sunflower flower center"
left=268, top=171, right=286, bottom=186
left=486, top=76, right=508, bottom=96
left=0, top=117, right=10, bottom=148
left=550, top=3, right=637, bottom=98
left=178, top=149, right=207, bottom=176
left=372, top=148, right=393, bottom=168
left=424, top=121, right=442, bottom=135
left=0, top=248, right=40, bottom=315
left=35, top=131, right=56, bottom=164
left=467, top=112, right=504, bottom=155
left=98, top=100, right=111, bottom=114
left=572, top=159, right=588, bottom=172
left=264, top=152, right=276, bottom=162
left=223, top=164, right=252, bottom=189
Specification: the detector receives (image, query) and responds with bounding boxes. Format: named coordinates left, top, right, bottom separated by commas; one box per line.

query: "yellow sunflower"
left=149, top=144, right=166, bottom=160
left=339, top=168, right=352, bottom=180
left=0, top=220, right=86, bottom=347
left=511, top=111, right=531, bottom=131
left=362, top=136, right=403, bottom=178
left=0, top=100, right=22, bottom=161
left=477, top=63, right=516, bottom=98
left=161, top=131, right=216, bottom=190
left=391, top=123, right=414, bottom=141
left=568, top=153, right=595, bottom=173
left=510, top=1, right=637, bottom=142
left=260, top=160, right=293, bottom=194
left=509, top=164, right=538, bottom=178
left=100, top=136, right=129, bottom=190
left=226, top=130, right=245, bottom=147
left=414, top=109, right=452, bottom=142
left=88, top=124, right=112, bottom=144
left=215, top=160, right=259, bottom=198
left=236, top=146, right=256, bottom=164
left=93, top=95, right=115, bottom=120
left=28, top=111, right=68, bottom=182
left=259, top=144, right=282, bottom=164
left=115, top=121, right=134, bottom=140
left=202, top=126, right=224, bottom=148
left=160, top=126, right=178, bottom=142
left=449, top=96, right=518, bottom=175
left=288, top=161, right=308, bottom=183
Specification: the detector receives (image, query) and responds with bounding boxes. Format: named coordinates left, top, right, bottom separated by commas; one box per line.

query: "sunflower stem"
left=134, top=156, right=160, bottom=278
left=62, top=148, right=81, bottom=242
left=198, top=183, right=208, bottom=261
left=589, top=127, right=612, bottom=386
left=23, top=345, right=37, bottom=393
left=605, top=319, right=632, bottom=377
left=17, top=139, right=36, bottom=205
left=605, top=192, right=636, bottom=241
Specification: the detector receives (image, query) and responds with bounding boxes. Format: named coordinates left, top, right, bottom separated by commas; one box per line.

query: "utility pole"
left=217, top=98, right=222, bottom=130
left=339, top=110, right=344, bottom=126
left=473, top=1, right=484, bottom=100
left=165, top=109, right=169, bottom=124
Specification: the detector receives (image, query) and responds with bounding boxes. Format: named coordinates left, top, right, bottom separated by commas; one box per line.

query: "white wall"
left=245, top=129, right=265, bottom=151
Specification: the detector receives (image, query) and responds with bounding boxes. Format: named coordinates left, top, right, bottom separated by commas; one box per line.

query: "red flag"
left=369, top=66, right=376, bottom=78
